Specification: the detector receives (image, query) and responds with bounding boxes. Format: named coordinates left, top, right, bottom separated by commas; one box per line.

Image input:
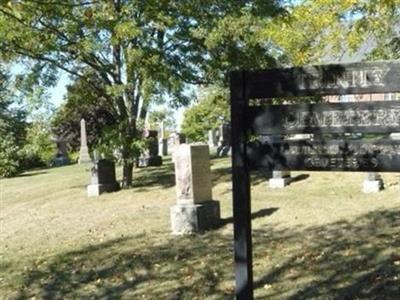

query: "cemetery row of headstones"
left=57, top=118, right=393, bottom=201
left=54, top=118, right=184, bottom=167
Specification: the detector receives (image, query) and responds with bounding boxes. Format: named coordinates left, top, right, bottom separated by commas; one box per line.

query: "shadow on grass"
left=219, top=207, right=279, bottom=227
left=8, top=208, right=399, bottom=299
left=132, top=161, right=175, bottom=189
left=290, top=174, right=310, bottom=184
left=15, top=171, right=48, bottom=178
left=131, top=157, right=232, bottom=190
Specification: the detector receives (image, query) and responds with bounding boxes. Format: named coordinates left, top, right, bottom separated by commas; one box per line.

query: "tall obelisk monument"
left=79, top=118, right=91, bottom=164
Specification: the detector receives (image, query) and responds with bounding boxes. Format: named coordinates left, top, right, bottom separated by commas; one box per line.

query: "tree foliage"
left=0, top=0, right=284, bottom=186
left=181, top=86, right=229, bottom=142
left=0, top=67, right=27, bottom=177
left=52, top=73, right=116, bottom=151
left=263, top=0, right=400, bottom=65
left=147, top=108, right=176, bottom=135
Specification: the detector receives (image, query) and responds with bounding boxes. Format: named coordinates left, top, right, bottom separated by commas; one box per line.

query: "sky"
left=48, top=72, right=70, bottom=107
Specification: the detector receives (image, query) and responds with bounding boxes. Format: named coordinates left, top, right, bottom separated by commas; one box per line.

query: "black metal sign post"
left=231, top=71, right=253, bottom=299
left=230, top=61, right=400, bottom=300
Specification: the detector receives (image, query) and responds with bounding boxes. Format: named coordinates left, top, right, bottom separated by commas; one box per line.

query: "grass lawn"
left=0, top=157, right=399, bottom=299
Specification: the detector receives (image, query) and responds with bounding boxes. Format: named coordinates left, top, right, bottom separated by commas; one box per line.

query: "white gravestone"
left=170, top=144, right=220, bottom=234
left=269, top=170, right=292, bottom=189
left=78, top=118, right=91, bottom=164
left=362, top=172, right=383, bottom=193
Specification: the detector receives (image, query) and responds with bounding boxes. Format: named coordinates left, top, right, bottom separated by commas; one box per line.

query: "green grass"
left=0, top=157, right=399, bottom=299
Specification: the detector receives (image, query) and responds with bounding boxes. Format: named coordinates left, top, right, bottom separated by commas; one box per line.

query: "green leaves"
left=181, top=85, right=229, bottom=142
left=262, top=0, right=400, bottom=65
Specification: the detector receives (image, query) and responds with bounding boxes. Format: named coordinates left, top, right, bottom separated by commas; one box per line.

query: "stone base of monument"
left=269, top=177, right=291, bottom=188
left=390, top=133, right=400, bottom=140
left=362, top=173, right=384, bottom=193
left=87, top=183, right=120, bottom=197
left=170, top=200, right=220, bottom=234
left=78, top=157, right=92, bottom=164
left=79, top=146, right=92, bottom=164
left=137, top=156, right=163, bottom=167
left=269, top=171, right=291, bottom=189
left=52, top=156, right=70, bottom=167
left=362, top=179, right=383, bottom=193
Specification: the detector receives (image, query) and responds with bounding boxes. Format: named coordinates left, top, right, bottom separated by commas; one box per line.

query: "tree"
left=0, top=1, right=284, bottom=187
left=52, top=72, right=116, bottom=151
left=0, top=66, right=27, bottom=177
left=263, top=0, right=400, bottom=65
left=147, top=107, right=176, bottom=135
left=22, top=117, right=55, bottom=168
left=181, top=85, right=228, bottom=142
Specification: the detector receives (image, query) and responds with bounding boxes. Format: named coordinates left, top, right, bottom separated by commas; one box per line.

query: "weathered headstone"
left=138, top=130, right=163, bottom=167
left=208, top=129, right=218, bottom=151
left=170, top=144, right=220, bottom=234
left=362, top=172, right=384, bottom=193
left=170, top=132, right=186, bottom=161
left=79, top=118, right=91, bottom=164
left=269, top=170, right=292, bottom=189
left=87, top=159, right=120, bottom=197
left=158, top=122, right=168, bottom=156
left=216, top=123, right=231, bottom=157
left=52, top=136, right=70, bottom=166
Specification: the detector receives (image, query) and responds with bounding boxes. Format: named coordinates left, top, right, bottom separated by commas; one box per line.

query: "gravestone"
left=52, top=136, right=70, bottom=166
left=87, top=159, right=120, bottom=197
left=158, top=122, right=168, bottom=156
left=362, top=172, right=384, bottom=193
left=79, top=119, right=91, bottom=164
left=216, top=123, right=231, bottom=157
left=269, top=170, right=292, bottom=188
left=170, top=132, right=186, bottom=161
left=170, top=144, right=220, bottom=234
left=138, top=130, right=163, bottom=167
left=390, top=133, right=400, bottom=191
left=208, top=128, right=218, bottom=151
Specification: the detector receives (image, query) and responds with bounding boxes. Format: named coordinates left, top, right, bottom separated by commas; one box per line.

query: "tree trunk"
left=121, top=157, right=134, bottom=188
left=120, top=114, right=136, bottom=188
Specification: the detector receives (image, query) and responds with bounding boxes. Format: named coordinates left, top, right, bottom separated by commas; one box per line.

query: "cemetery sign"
left=230, top=60, right=400, bottom=299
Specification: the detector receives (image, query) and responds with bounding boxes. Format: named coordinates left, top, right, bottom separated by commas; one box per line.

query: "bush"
left=18, top=153, right=47, bottom=170
left=22, top=120, right=55, bottom=166
left=0, top=134, right=22, bottom=177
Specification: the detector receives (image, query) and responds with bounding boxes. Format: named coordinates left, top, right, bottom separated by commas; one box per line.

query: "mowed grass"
left=0, top=157, right=399, bottom=299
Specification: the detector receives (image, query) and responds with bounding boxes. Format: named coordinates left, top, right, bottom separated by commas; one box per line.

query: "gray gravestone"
left=87, top=159, right=120, bottom=197
left=52, top=136, right=70, bottom=166
left=216, top=123, right=231, bottom=157
left=158, top=122, right=168, bottom=156
left=170, top=144, right=220, bottom=234
left=208, top=129, right=218, bottom=151
left=138, top=130, right=163, bottom=167
left=79, top=119, right=91, bottom=164
left=362, top=172, right=384, bottom=193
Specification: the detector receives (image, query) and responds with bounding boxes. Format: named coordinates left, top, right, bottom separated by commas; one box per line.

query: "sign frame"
left=230, top=60, right=400, bottom=299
